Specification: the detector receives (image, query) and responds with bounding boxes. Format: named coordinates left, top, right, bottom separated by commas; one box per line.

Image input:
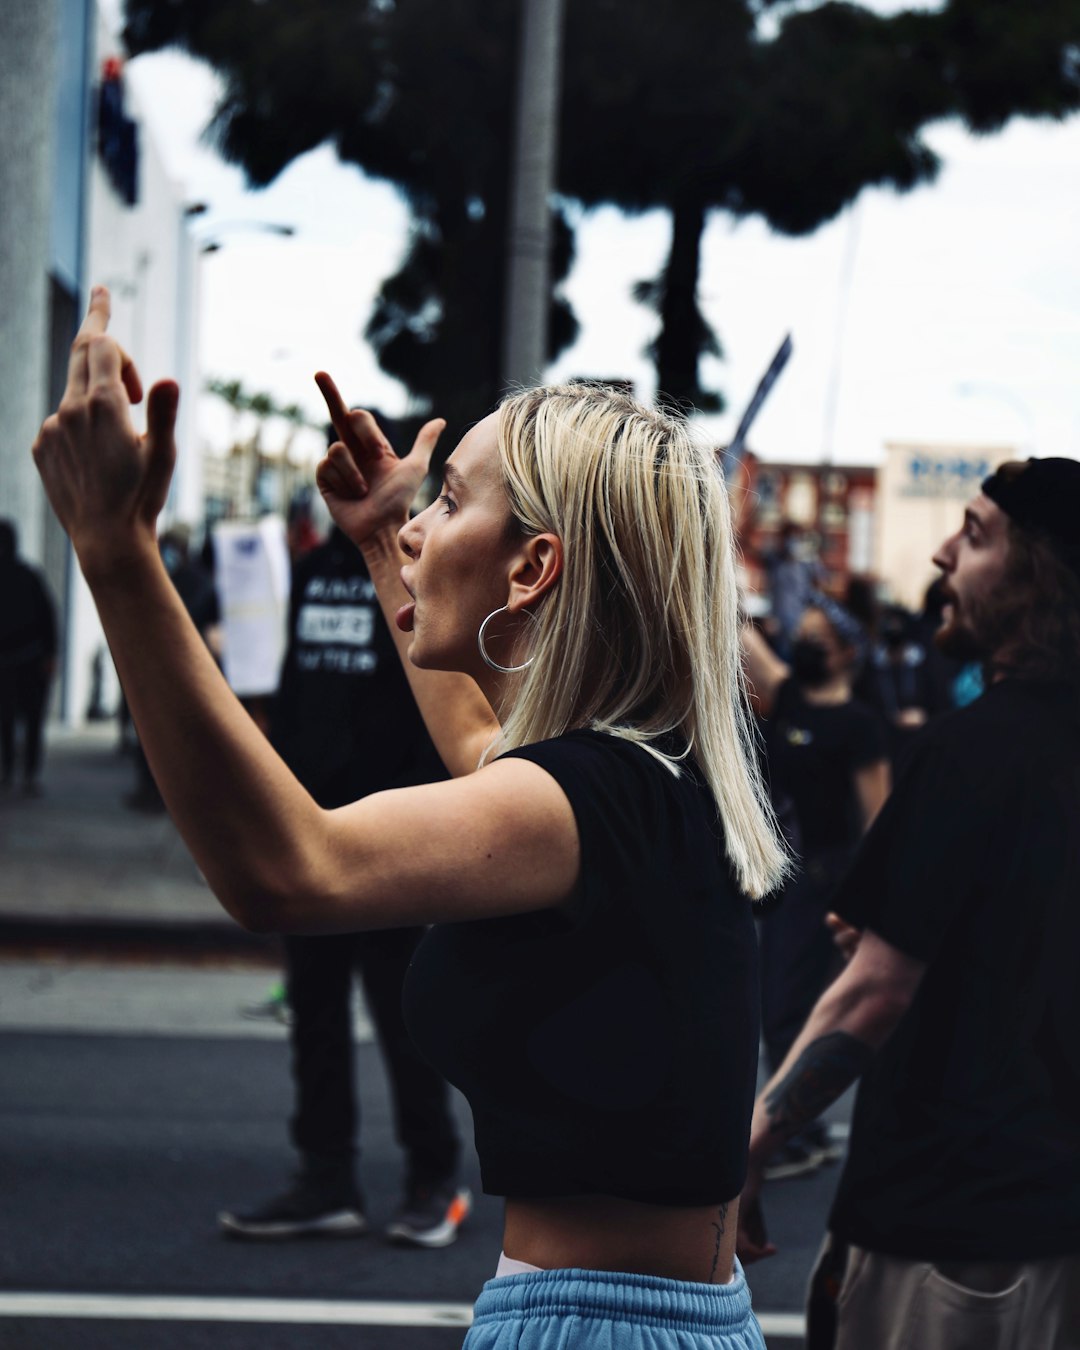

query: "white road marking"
left=0, top=1294, right=473, bottom=1327
left=0, top=1293, right=806, bottom=1337
left=759, top=1312, right=808, bottom=1337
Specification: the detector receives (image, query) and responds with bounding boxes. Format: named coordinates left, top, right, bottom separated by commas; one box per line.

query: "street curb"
left=0, top=915, right=280, bottom=964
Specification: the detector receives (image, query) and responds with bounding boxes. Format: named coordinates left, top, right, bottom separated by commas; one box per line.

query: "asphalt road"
left=0, top=956, right=850, bottom=1349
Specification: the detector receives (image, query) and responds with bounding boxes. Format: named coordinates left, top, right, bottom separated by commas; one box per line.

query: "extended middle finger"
left=314, top=372, right=392, bottom=463
left=65, top=287, right=113, bottom=399
left=314, top=371, right=355, bottom=447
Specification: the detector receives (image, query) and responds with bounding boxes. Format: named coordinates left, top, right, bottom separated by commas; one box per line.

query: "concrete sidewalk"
left=0, top=723, right=270, bottom=956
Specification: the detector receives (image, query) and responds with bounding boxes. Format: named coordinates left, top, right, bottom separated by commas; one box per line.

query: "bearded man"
left=739, top=458, right=1080, bottom=1350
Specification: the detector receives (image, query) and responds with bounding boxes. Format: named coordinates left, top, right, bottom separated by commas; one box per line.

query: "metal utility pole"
left=501, top=0, right=567, bottom=389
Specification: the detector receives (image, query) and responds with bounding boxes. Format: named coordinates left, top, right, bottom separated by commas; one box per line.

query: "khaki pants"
left=807, top=1236, right=1080, bottom=1350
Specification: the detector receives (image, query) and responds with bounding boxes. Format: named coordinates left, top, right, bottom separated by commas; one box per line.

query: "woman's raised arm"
left=31, top=290, right=577, bottom=933
left=739, top=620, right=789, bottom=718
left=314, top=372, right=501, bottom=777
left=32, top=290, right=329, bottom=925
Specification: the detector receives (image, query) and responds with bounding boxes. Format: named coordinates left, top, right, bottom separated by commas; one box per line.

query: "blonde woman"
left=34, top=289, right=787, bottom=1350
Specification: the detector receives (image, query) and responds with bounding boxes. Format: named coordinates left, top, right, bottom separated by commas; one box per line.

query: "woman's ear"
left=507, top=532, right=563, bottom=611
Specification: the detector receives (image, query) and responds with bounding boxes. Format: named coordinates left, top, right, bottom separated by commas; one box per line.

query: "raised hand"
left=32, top=287, right=178, bottom=566
left=314, top=371, right=445, bottom=550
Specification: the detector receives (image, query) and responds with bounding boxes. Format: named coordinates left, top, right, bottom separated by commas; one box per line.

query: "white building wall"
left=64, top=8, right=203, bottom=725
left=86, top=16, right=201, bottom=510
left=0, top=1, right=59, bottom=566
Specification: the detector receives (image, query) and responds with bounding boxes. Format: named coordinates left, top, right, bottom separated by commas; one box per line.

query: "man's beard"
left=934, top=587, right=1014, bottom=663
left=935, top=616, right=988, bottom=662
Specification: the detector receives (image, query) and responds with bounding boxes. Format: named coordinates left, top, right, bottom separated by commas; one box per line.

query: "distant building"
left=0, top=0, right=201, bottom=724
left=736, top=442, right=1021, bottom=614
left=875, top=441, right=1015, bottom=609
left=736, top=454, right=878, bottom=602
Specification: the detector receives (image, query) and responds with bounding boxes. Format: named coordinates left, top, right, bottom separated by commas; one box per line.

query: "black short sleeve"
left=831, top=731, right=994, bottom=963
left=501, top=733, right=698, bottom=922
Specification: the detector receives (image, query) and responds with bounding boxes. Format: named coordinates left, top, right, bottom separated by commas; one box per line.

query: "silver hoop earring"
left=478, top=605, right=534, bottom=674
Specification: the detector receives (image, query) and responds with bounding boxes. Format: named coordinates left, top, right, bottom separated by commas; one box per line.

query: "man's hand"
left=736, top=1165, right=777, bottom=1264
left=32, top=287, right=177, bottom=568
left=314, top=371, right=444, bottom=551
left=825, top=913, right=862, bottom=963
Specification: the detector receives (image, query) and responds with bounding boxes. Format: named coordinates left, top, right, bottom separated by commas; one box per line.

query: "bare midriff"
left=503, top=1193, right=740, bottom=1284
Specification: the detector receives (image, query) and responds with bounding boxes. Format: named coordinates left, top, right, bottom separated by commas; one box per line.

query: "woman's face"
left=397, top=412, right=524, bottom=679
left=793, top=607, right=851, bottom=680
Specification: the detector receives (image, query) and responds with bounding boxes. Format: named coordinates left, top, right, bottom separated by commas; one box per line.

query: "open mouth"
left=397, top=569, right=417, bottom=632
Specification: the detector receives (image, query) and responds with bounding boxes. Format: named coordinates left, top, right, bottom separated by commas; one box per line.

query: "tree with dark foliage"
left=124, top=0, right=1080, bottom=427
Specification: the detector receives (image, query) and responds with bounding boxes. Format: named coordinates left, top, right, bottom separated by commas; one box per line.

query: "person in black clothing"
left=740, top=457, right=1080, bottom=1350
left=219, top=526, right=467, bottom=1246
left=743, top=598, right=890, bottom=1178
left=0, top=520, right=58, bottom=796
left=126, top=526, right=221, bottom=812
left=853, top=599, right=953, bottom=770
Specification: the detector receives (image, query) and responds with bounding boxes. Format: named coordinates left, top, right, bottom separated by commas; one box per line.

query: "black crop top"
left=401, top=730, right=760, bottom=1206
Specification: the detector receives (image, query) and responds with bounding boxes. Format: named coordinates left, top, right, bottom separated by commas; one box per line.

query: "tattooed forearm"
left=763, top=1031, right=873, bottom=1140
left=709, top=1202, right=729, bottom=1281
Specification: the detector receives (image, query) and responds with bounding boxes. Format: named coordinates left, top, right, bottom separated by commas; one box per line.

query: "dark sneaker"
left=219, top=1176, right=367, bottom=1240
left=763, top=1140, right=823, bottom=1182
left=386, top=1183, right=472, bottom=1248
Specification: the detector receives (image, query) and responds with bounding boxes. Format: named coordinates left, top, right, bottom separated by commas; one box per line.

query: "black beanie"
left=982, top=458, right=1080, bottom=576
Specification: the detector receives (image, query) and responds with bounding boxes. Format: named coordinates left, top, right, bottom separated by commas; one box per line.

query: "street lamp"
left=198, top=222, right=297, bottom=255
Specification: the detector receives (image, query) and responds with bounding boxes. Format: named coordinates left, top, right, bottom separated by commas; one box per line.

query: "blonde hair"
left=490, top=382, right=789, bottom=900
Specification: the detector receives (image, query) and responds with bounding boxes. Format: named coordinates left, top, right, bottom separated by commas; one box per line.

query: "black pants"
left=285, top=929, right=459, bottom=1188
left=0, top=664, right=49, bottom=785
left=759, top=849, right=851, bottom=1073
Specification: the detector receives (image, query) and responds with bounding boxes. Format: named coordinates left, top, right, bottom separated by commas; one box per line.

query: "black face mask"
left=791, top=638, right=831, bottom=687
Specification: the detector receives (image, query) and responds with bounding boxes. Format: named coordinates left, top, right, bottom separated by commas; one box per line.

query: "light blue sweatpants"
left=464, top=1262, right=767, bottom=1350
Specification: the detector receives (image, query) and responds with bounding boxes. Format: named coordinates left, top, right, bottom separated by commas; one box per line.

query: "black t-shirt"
left=401, top=730, right=760, bottom=1205
left=270, top=532, right=444, bottom=807
left=765, top=680, right=886, bottom=857
left=169, top=562, right=220, bottom=636
left=829, top=680, right=1080, bottom=1261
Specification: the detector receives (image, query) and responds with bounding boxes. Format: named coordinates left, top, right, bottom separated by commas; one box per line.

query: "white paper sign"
left=213, top=518, right=291, bottom=696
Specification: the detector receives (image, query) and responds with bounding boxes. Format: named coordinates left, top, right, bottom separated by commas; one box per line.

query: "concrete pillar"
left=0, top=0, right=59, bottom=565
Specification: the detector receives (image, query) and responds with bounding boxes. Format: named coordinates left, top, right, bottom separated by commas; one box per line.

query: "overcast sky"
left=115, top=15, right=1080, bottom=469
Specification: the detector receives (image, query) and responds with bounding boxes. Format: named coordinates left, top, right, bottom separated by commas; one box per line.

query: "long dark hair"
left=992, top=524, right=1080, bottom=688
